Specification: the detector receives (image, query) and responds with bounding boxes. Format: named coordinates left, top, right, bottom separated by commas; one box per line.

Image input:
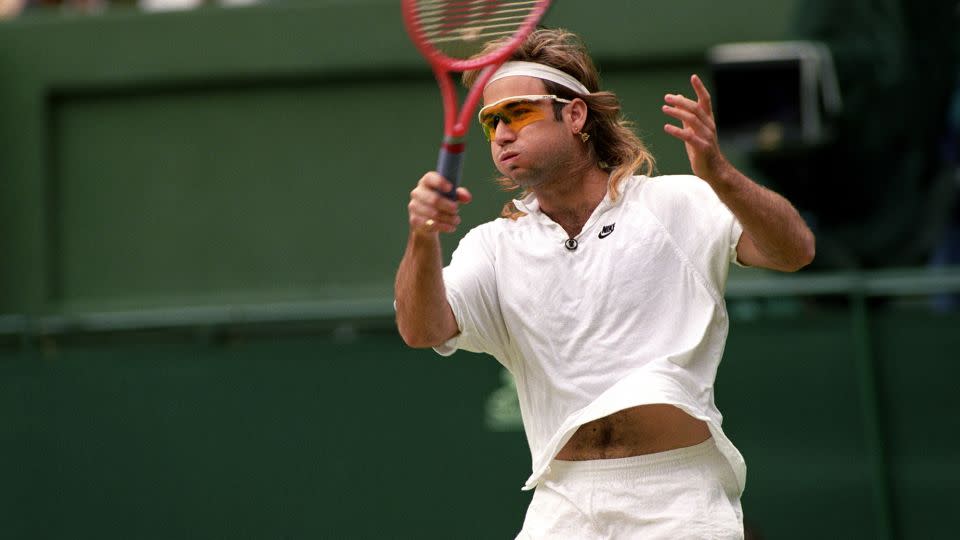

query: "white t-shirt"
left=436, top=174, right=747, bottom=492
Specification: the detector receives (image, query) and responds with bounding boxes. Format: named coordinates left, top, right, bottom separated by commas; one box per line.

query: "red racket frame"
left=402, top=0, right=552, bottom=198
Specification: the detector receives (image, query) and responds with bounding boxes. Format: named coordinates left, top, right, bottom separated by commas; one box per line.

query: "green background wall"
left=2, top=2, right=959, bottom=539
left=0, top=0, right=799, bottom=315
left=2, top=300, right=959, bottom=539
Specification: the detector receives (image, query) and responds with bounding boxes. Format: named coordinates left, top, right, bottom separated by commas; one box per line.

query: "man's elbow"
left=800, top=235, right=816, bottom=268
left=784, top=232, right=816, bottom=272
left=399, top=330, right=438, bottom=349
left=396, top=319, right=446, bottom=349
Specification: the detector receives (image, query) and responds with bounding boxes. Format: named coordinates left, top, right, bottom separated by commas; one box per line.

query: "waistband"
left=546, top=437, right=718, bottom=478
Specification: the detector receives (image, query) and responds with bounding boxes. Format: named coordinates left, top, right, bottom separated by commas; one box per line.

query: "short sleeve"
left=730, top=219, right=748, bottom=268
left=433, top=225, right=511, bottom=363
left=647, top=175, right=744, bottom=294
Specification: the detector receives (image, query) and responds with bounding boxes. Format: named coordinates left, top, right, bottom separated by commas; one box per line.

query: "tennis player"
left=395, top=28, right=814, bottom=538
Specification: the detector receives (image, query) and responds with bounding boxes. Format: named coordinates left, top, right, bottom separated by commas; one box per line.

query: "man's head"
left=464, top=28, right=655, bottom=214
left=479, top=70, right=591, bottom=189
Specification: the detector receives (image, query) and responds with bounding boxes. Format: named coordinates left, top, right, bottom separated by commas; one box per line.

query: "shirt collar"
left=512, top=191, right=541, bottom=214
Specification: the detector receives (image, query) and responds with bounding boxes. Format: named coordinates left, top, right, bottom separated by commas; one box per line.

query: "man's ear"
left=565, top=98, right=589, bottom=133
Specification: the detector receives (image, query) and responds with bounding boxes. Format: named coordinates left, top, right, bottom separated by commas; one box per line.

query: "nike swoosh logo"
left=598, top=223, right=615, bottom=239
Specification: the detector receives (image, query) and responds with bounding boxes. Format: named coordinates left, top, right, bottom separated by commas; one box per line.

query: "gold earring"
left=579, top=131, right=590, bottom=143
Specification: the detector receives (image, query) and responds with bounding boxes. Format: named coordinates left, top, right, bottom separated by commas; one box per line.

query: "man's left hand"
left=662, top=74, right=732, bottom=188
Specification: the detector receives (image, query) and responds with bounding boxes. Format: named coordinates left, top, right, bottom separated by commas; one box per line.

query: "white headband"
left=486, top=61, right=590, bottom=95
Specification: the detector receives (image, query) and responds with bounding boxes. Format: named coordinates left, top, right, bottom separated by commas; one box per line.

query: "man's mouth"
left=499, top=151, right=519, bottom=163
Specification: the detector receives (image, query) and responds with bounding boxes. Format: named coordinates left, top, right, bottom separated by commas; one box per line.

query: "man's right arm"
left=394, top=172, right=472, bottom=348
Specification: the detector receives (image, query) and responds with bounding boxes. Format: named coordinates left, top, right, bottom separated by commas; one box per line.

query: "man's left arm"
left=662, top=74, right=816, bottom=272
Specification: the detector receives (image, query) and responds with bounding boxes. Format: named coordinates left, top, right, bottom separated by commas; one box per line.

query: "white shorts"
left=516, top=438, right=744, bottom=539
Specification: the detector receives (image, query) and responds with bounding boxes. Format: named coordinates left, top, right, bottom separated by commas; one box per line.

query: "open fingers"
left=662, top=103, right=715, bottom=146
left=663, top=122, right=708, bottom=150
left=662, top=102, right=703, bottom=130
left=690, top=74, right=713, bottom=112
left=664, top=93, right=714, bottom=129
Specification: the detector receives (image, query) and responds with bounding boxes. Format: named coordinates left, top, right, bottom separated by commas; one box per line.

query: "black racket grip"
left=436, top=144, right=464, bottom=201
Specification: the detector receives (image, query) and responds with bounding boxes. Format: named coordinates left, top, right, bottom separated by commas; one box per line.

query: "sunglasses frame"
left=477, top=94, right=573, bottom=141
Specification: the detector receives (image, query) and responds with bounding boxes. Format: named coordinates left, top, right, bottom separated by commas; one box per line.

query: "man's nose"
left=494, top=121, right=517, bottom=143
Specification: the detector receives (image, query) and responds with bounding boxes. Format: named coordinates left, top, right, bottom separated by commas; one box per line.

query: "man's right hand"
left=408, top=172, right=473, bottom=235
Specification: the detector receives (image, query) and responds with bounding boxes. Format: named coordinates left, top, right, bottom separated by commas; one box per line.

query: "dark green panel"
left=5, top=303, right=957, bottom=539
left=1, top=332, right=533, bottom=539
left=3, top=295, right=960, bottom=539
left=547, top=0, right=797, bottom=59
left=0, top=346, right=33, bottom=540
left=718, top=308, right=877, bottom=539
left=51, top=80, right=442, bottom=310
left=872, top=309, right=960, bottom=539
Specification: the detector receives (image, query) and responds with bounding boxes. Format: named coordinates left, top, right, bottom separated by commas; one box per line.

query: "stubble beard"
left=505, top=152, right=569, bottom=191
left=501, top=135, right=585, bottom=191
left=499, top=158, right=552, bottom=189
left=512, top=171, right=551, bottom=189
left=509, top=151, right=581, bottom=193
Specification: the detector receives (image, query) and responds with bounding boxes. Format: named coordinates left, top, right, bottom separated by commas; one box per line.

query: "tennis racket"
left=401, top=0, right=553, bottom=199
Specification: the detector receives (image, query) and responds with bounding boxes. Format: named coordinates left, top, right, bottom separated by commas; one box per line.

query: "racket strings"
left=415, top=0, right=538, bottom=48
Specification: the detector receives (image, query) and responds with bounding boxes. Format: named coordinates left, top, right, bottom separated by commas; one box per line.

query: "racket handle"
left=436, top=144, right=465, bottom=201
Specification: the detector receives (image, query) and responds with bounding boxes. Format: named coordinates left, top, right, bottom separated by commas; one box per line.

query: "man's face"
left=481, top=76, right=574, bottom=188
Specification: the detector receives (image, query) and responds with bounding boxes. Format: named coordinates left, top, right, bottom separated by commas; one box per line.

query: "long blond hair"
left=464, top=28, right=655, bottom=219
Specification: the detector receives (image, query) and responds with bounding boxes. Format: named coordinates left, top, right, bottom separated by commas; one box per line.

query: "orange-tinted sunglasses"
left=477, top=94, right=572, bottom=141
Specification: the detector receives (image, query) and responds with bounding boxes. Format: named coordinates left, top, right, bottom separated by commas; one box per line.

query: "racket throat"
left=437, top=141, right=467, bottom=200
left=442, top=136, right=466, bottom=153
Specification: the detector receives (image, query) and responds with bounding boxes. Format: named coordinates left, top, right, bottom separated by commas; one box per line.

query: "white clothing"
left=435, top=174, right=746, bottom=492
left=516, top=438, right=744, bottom=539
